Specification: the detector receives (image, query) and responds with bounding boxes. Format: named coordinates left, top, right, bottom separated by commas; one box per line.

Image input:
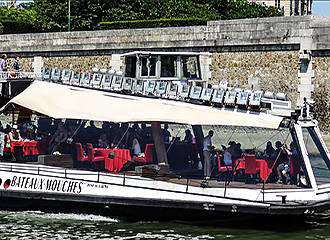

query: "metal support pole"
left=186, top=178, right=189, bottom=193
left=68, top=0, right=71, bottom=32
left=262, top=181, right=265, bottom=203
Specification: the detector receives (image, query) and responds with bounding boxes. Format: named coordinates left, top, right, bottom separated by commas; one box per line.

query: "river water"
left=0, top=210, right=329, bottom=240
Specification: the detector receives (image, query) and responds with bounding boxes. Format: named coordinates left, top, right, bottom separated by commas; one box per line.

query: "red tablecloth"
left=11, top=141, right=45, bottom=156
left=94, top=148, right=131, bottom=173
left=234, top=158, right=272, bottom=182
left=113, top=149, right=131, bottom=173
left=94, top=148, right=114, bottom=171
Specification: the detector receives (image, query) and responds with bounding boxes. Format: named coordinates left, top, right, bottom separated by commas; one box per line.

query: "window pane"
left=183, top=56, right=200, bottom=79
left=125, top=57, right=136, bottom=78
left=161, top=56, right=177, bottom=77
left=141, top=57, right=156, bottom=77
left=302, top=128, right=330, bottom=185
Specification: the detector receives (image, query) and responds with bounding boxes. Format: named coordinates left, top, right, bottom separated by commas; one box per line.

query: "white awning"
left=1, top=81, right=283, bottom=129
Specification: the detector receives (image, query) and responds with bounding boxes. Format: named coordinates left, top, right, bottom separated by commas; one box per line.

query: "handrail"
left=0, top=71, right=35, bottom=80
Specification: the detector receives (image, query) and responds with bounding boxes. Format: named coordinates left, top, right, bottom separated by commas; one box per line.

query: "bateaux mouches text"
left=11, top=175, right=83, bottom=194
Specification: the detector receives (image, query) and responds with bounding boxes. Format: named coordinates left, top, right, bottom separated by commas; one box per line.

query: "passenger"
left=24, top=124, right=37, bottom=141
left=203, top=130, right=214, bottom=180
left=223, top=141, right=236, bottom=167
left=131, top=133, right=142, bottom=161
left=8, top=125, right=23, bottom=160
left=8, top=125, right=23, bottom=143
left=276, top=142, right=292, bottom=184
left=12, top=56, right=21, bottom=75
left=141, top=123, right=152, bottom=150
left=98, top=133, right=110, bottom=148
left=183, top=129, right=193, bottom=143
left=0, top=54, right=8, bottom=72
left=265, top=141, right=275, bottom=159
left=48, top=121, right=68, bottom=154
left=85, top=121, right=99, bottom=146
left=162, top=124, right=171, bottom=143
left=233, top=142, right=242, bottom=160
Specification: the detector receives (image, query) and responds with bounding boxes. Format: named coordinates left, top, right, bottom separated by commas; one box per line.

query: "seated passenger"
left=48, top=121, right=68, bottom=154
left=223, top=150, right=232, bottom=167
left=232, top=142, right=242, bottom=160
left=264, top=141, right=275, bottom=159
left=222, top=141, right=235, bottom=167
left=276, top=142, right=292, bottom=184
left=131, top=134, right=141, bottom=161
left=8, top=125, right=23, bottom=143
left=98, top=133, right=110, bottom=148
left=183, top=129, right=193, bottom=143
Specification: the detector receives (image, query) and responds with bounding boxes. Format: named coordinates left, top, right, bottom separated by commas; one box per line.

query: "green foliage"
left=99, top=18, right=208, bottom=30
left=0, top=8, right=40, bottom=34
left=0, top=0, right=282, bottom=33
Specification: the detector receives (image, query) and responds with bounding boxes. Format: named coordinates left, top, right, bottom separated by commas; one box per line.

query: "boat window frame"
left=124, top=56, right=137, bottom=78
left=291, top=125, right=313, bottom=188
left=139, top=56, right=158, bottom=78
left=181, top=55, right=202, bottom=81
left=301, top=126, right=330, bottom=187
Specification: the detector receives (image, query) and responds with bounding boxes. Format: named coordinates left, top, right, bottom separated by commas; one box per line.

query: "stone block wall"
left=210, top=51, right=300, bottom=104
left=43, top=55, right=112, bottom=72
left=4, top=57, right=34, bottom=72
left=312, top=57, right=330, bottom=131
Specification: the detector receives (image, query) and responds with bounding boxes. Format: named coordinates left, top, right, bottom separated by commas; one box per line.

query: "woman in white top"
left=131, top=134, right=141, bottom=161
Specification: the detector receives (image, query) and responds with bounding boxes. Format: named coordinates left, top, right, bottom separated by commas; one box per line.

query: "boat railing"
left=0, top=71, right=36, bottom=81
left=39, top=67, right=294, bottom=117
left=0, top=162, right=273, bottom=204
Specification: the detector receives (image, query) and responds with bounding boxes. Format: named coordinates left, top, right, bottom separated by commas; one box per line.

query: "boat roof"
left=0, top=81, right=283, bottom=129
left=119, top=51, right=211, bottom=57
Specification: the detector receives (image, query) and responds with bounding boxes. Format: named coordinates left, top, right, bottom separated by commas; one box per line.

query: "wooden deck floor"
left=148, top=176, right=301, bottom=189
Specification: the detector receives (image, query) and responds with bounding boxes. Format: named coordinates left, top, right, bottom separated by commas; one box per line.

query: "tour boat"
left=0, top=52, right=329, bottom=220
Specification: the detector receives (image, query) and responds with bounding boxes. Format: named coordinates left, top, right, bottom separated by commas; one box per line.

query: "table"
left=94, top=148, right=114, bottom=171
left=11, top=140, right=46, bottom=161
left=233, top=157, right=273, bottom=182
left=94, top=148, right=131, bottom=173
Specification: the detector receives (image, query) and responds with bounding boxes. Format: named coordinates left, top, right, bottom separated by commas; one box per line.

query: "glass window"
left=161, top=56, right=177, bottom=77
left=302, top=128, right=330, bottom=185
left=125, top=57, right=136, bottom=78
left=141, top=57, right=156, bottom=77
left=182, top=56, right=200, bottom=79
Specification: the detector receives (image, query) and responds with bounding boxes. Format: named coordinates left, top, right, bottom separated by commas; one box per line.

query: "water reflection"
left=0, top=210, right=329, bottom=240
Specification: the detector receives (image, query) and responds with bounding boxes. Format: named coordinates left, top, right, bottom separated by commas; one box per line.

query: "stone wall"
left=43, top=55, right=112, bottom=72
left=4, top=57, right=34, bottom=72
left=312, top=57, right=330, bottom=131
left=211, top=51, right=300, bottom=104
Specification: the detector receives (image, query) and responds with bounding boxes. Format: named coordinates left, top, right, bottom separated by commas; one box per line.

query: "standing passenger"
left=203, top=130, right=214, bottom=180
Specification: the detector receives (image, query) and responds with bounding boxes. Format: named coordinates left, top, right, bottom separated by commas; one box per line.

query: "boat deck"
left=150, top=175, right=301, bottom=189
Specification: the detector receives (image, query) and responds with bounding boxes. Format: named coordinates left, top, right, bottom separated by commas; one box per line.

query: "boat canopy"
left=1, top=81, right=283, bottom=129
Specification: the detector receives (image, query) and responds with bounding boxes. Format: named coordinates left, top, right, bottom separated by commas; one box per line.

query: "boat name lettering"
left=11, top=176, right=83, bottom=194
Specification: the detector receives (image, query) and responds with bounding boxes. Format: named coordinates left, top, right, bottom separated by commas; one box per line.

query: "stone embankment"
left=1, top=16, right=330, bottom=130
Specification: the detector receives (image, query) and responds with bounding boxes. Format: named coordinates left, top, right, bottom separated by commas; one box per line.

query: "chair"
left=75, top=143, right=90, bottom=168
left=135, top=144, right=154, bottom=164
left=217, top=152, right=233, bottom=180
left=87, top=143, right=105, bottom=170
left=244, top=154, right=260, bottom=183
left=3, top=134, right=10, bottom=153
